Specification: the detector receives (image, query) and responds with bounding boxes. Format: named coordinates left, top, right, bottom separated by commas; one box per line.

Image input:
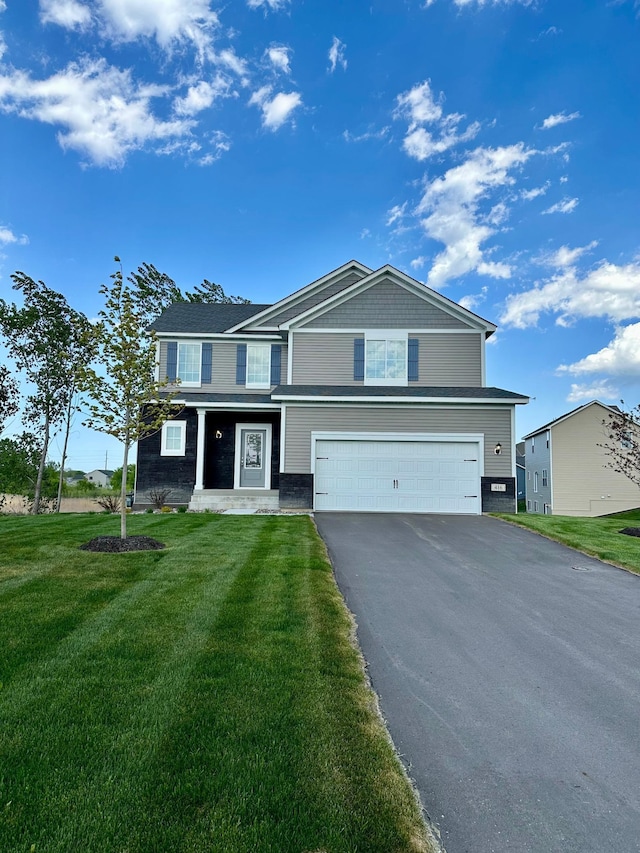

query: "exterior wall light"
left=494, top=443, right=502, bottom=455
left=215, top=430, right=223, bottom=439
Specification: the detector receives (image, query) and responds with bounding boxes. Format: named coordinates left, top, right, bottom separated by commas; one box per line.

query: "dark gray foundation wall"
left=481, top=476, right=516, bottom=513
left=279, top=474, right=314, bottom=509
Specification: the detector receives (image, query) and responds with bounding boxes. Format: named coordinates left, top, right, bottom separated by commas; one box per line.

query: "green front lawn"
left=493, top=509, right=640, bottom=574
left=0, top=513, right=435, bottom=853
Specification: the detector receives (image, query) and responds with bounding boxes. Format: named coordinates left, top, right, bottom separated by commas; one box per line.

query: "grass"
left=0, top=513, right=435, bottom=853
left=492, top=508, right=640, bottom=574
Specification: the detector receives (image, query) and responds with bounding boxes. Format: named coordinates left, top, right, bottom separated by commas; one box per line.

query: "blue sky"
left=1, top=0, right=640, bottom=471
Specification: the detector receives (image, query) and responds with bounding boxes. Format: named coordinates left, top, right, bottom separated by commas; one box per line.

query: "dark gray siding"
left=525, top=432, right=552, bottom=513
left=135, top=408, right=198, bottom=505
left=304, top=280, right=472, bottom=329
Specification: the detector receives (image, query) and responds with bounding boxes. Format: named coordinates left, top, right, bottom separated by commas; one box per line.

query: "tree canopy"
left=601, top=403, right=640, bottom=489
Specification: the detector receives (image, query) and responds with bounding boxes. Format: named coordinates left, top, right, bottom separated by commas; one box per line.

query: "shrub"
left=177, top=505, right=187, bottom=513
left=145, top=507, right=154, bottom=514
left=147, top=488, right=172, bottom=510
left=160, top=505, right=173, bottom=513
left=97, top=495, right=120, bottom=513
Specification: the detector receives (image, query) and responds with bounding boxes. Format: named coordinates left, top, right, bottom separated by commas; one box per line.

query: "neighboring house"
left=523, top=400, right=640, bottom=517
left=85, top=469, right=114, bottom=488
left=516, top=440, right=526, bottom=501
left=136, top=261, right=528, bottom=514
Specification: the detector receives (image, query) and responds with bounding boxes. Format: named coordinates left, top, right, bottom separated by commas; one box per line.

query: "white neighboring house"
left=522, top=400, right=640, bottom=517
left=85, top=469, right=114, bottom=488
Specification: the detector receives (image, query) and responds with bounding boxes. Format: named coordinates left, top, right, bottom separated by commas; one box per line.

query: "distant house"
left=85, top=469, right=114, bottom=488
left=516, top=441, right=525, bottom=501
left=522, top=400, right=640, bottom=517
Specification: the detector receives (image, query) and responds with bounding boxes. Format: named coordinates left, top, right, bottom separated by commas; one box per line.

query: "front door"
left=236, top=424, right=271, bottom=489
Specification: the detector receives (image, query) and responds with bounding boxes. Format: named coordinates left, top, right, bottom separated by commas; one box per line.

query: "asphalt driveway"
left=315, top=513, right=640, bottom=853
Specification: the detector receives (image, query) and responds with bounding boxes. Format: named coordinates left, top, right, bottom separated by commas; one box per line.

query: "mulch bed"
left=618, top=528, right=640, bottom=538
left=79, top=536, right=166, bottom=553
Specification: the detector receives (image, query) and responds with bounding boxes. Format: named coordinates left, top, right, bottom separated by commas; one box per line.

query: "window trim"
left=177, top=342, right=201, bottom=388
left=161, top=420, right=187, bottom=456
left=542, top=469, right=548, bottom=487
left=246, top=343, right=272, bottom=389
left=534, top=471, right=538, bottom=493
left=363, top=330, right=408, bottom=387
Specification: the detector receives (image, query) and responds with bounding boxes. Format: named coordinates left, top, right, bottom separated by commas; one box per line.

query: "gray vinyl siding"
left=525, top=432, right=552, bottom=513
left=292, top=332, right=482, bottom=386
left=257, top=272, right=365, bottom=327
left=284, top=405, right=512, bottom=475
left=305, top=280, right=472, bottom=329
left=158, top=339, right=288, bottom=393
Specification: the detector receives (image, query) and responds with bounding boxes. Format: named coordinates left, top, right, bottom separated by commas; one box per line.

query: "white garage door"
left=314, top=439, right=481, bottom=514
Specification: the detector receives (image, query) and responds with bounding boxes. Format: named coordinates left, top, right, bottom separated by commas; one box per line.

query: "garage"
left=313, top=436, right=481, bottom=513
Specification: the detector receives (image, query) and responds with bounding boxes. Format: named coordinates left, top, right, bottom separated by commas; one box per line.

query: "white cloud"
left=173, top=76, right=229, bottom=116
left=395, top=80, right=480, bottom=161
left=0, top=58, right=195, bottom=167
left=521, top=181, right=550, bottom=201
left=559, top=323, right=640, bottom=377
left=541, top=110, right=581, bottom=130
left=40, top=0, right=91, bottom=29
left=249, top=85, right=301, bottom=130
left=42, top=0, right=219, bottom=56
left=410, top=256, right=427, bottom=270
left=0, top=226, right=29, bottom=245
left=501, top=260, right=640, bottom=329
left=415, top=143, right=536, bottom=288
left=542, top=241, right=598, bottom=269
left=343, top=126, right=389, bottom=143
left=328, top=37, right=347, bottom=73
left=216, top=49, right=249, bottom=81
left=566, top=382, right=618, bottom=403
left=428, top=0, right=534, bottom=6
left=458, top=286, right=488, bottom=311
left=0, top=31, right=5, bottom=61
left=197, top=130, right=231, bottom=164
left=542, top=196, right=578, bottom=215
left=386, top=203, right=407, bottom=226
left=247, top=0, right=289, bottom=9
left=0, top=1, right=6, bottom=11
left=265, top=46, right=291, bottom=74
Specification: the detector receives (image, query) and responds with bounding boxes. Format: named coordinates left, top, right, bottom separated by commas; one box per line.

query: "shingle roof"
left=149, top=303, right=272, bottom=334
left=160, top=392, right=275, bottom=405
left=272, top=385, right=529, bottom=401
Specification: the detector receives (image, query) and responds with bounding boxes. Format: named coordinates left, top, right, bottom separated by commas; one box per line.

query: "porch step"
left=189, top=489, right=280, bottom=512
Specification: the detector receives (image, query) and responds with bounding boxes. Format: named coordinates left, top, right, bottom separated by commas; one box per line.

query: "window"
left=543, top=503, right=550, bottom=515
left=178, top=343, right=201, bottom=385
left=534, top=471, right=538, bottom=492
left=542, top=469, right=548, bottom=487
left=527, top=499, right=531, bottom=511
left=531, top=436, right=535, bottom=454
left=161, top=420, right=186, bottom=456
left=246, top=344, right=271, bottom=388
left=546, top=431, right=550, bottom=448
left=364, top=331, right=407, bottom=385
left=534, top=500, right=539, bottom=512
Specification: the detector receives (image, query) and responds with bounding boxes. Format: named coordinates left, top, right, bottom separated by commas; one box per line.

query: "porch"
left=189, top=489, right=280, bottom=512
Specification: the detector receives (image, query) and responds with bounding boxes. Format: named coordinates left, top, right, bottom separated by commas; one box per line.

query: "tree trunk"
left=33, top=410, right=50, bottom=515
left=120, top=429, right=130, bottom=539
left=56, top=394, right=74, bottom=512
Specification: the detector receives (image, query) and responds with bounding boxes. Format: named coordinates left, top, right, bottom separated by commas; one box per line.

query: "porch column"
left=195, top=408, right=206, bottom=490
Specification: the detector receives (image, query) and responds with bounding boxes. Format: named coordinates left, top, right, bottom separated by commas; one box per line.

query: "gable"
left=257, top=272, right=365, bottom=327
left=301, top=279, right=473, bottom=329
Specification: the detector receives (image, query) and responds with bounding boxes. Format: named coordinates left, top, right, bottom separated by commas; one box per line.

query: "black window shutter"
left=408, top=338, right=419, bottom=381
left=236, top=343, right=247, bottom=385
left=354, top=338, right=365, bottom=381
left=166, top=341, right=177, bottom=381
left=201, top=343, right=212, bottom=384
left=270, top=345, right=282, bottom=385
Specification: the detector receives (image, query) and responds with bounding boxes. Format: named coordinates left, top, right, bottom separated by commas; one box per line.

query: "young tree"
left=601, top=402, right=640, bottom=488
left=0, top=365, right=19, bottom=432
left=111, top=463, right=136, bottom=493
left=79, top=258, right=181, bottom=539
left=0, top=273, right=92, bottom=514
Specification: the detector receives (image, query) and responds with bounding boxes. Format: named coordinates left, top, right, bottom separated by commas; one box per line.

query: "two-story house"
left=135, top=261, right=528, bottom=513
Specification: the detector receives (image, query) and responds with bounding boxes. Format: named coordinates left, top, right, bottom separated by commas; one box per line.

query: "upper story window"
left=534, top=471, right=538, bottom=493
left=246, top=344, right=271, bottom=388
left=542, top=469, right=548, bottom=487
left=236, top=343, right=281, bottom=388
left=178, top=343, right=201, bottom=385
left=364, top=331, right=408, bottom=386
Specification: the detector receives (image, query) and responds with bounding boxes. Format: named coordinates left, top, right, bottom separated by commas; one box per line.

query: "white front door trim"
left=234, top=422, right=272, bottom=490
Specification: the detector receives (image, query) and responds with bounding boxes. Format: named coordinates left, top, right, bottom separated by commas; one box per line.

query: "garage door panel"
left=315, top=438, right=481, bottom=514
